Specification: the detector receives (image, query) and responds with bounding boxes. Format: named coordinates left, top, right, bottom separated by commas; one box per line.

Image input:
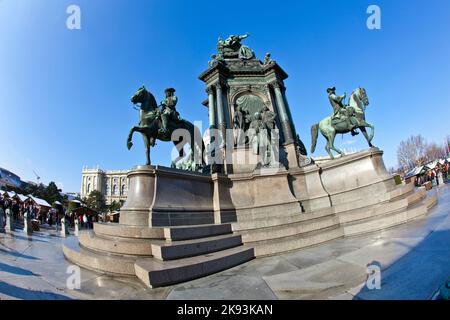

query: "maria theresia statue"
left=127, top=86, right=204, bottom=167
left=311, top=86, right=375, bottom=159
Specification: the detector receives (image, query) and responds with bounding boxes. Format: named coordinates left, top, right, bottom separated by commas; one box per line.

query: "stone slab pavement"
left=1, top=185, right=449, bottom=300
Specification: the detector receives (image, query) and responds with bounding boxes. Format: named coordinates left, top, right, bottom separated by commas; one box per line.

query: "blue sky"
left=1, top=0, right=450, bottom=192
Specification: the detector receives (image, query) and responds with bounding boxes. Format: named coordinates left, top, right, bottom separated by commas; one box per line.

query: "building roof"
left=404, top=166, right=426, bottom=179
left=425, top=160, right=438, bottom=170
left=15, top=194, right=29, bottom=202
left=29, top=196, right=51, bottom=208
left=72, top=206, right=98, bottom=216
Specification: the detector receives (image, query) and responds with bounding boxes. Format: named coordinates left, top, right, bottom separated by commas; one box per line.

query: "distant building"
left=81, top=167, right=129, bottom=205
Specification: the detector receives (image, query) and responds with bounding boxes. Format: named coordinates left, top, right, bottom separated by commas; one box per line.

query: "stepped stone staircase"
left=232, top=180, right=437, bottom=257
left=63, top=222, right=254, bottom=288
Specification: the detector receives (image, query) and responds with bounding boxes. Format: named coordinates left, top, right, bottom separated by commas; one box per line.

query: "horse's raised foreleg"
left=127, top=126, right=138, bottom=150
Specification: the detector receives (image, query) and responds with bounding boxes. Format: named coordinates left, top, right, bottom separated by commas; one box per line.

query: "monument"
left=63, top=35, right=437, bottom=288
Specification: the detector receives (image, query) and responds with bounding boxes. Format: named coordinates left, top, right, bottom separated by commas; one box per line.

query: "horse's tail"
left=311, top=123, right=319, bottom=154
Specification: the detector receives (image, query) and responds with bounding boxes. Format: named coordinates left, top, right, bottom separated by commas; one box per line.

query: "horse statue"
left=127, top=85, right=205, bottom=168
left=311, top=87, right=375, bottom=159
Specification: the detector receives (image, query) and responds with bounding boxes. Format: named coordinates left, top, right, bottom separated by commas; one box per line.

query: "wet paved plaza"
left=1, top=185, right=450, bottom=300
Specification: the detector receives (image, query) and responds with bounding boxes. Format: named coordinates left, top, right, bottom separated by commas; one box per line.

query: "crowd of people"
left=414, top=162, right=450, bottom=187
left=0, top=193, right=97, bottom=232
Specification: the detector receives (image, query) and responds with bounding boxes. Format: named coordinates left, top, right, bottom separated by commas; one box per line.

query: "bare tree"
left=445, top=136, right=450, bottom=156
left=425, top=142, right=447, bottom=162
left=397, top=135, right=428, bottom=170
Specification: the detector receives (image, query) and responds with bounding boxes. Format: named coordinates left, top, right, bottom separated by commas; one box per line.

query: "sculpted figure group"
left=126, top=34, right=377, bottom=169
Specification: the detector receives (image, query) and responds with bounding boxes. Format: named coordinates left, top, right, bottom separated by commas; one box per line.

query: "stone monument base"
left=63, top=148, right=437, bottom=288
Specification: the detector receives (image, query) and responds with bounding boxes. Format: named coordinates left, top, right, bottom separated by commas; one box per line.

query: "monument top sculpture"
left=217, top=33, right=255, bottom=60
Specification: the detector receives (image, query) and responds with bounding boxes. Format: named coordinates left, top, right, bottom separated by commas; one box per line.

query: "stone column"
left=272, top=82, right=294, bottom=144
left=282, top=88, right=298, bottom=139
left=5, top=208, right=14, bottom=232
left=215, top=82, right=227, bottom=172
left=216, top=83, right=226, bottom=137
left=207, top=86, right=216, bottom=128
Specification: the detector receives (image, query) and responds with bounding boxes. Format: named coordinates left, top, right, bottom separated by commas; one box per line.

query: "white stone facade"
left=81, top=167, right=129, bottom=205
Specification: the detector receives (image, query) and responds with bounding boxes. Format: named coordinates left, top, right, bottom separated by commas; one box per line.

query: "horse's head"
left=357, top=87, right=369, bottom=106
left=131, top=85, right=148, bottom=105
left=131, top=85, right=158, bottom=112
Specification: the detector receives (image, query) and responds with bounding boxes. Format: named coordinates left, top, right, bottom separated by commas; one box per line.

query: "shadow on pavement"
left=0, top=281, right=72, bottom=300
left=0, top=262, right=39, bottom=276
left=0, top=247, right=40, bottom=261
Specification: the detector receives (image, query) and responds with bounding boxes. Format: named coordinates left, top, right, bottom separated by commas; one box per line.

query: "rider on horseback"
left=159, top=88, right=181, bottom=135
left=327, top=86, right=359, bottom=136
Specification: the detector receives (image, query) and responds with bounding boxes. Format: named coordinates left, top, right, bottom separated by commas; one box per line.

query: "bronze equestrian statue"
left=127, top=85, right=205, bottom=168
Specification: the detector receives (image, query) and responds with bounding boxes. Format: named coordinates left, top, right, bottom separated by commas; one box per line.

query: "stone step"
left=251, top=225, right=344, bottom=257
left=163, top=223, right=232, bottom=241
left=406, top=188, right=426, bottom=203
left=327, top=178, right=396, bottom=207
left=151, top=234, right=243, bottom=260
left=425, top=192, right=438, bottom=209
left=62, top=237, right=137, bottom=275
left=232, top=208, right=334, bottom=231
left=79, top=232, right=153, bottom=256
left=135, top=246, right=255, bottom=288
left=93, top=223, right=164, bottom=240
left=234, top=202, right=303, bottom=222
left=332, top=183, right=416, bottom=214
left=337, top=190, right=425, bottom=224
left=338, top=198, right=407, bottom=224
left=343, top=203, right=429, bottom=236
left=238, top=215, right=340, bottom=243
left=389, top=182, right=415, bottom=200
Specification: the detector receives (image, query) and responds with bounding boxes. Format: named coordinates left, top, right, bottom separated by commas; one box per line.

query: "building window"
left=113, top=184, right=118, bottom=196
left=121, top=184, right=126, bottom=195
left=87, top=183, right=91, bottom=194
left=106, top=183, right=111, bottom=196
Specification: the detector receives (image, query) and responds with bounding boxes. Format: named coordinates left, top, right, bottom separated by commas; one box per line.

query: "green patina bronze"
left=311, top=87, right=375, bottom=159
left=127, top=86, right=204, bottom=167
left=217, top=33, right=255, bottom=60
